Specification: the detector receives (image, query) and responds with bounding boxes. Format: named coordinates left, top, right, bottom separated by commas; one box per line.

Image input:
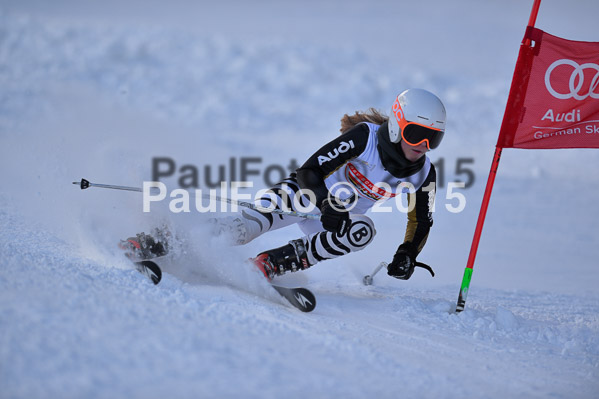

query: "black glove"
left=320, top=197, right=351, bottom=236
left=387, top=243, right=417, bottom=280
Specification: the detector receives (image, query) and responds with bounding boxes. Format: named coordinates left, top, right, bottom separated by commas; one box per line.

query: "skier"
left=122, top=88, right=445, bottom=281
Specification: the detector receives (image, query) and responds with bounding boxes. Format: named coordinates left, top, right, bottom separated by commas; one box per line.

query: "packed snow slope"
left=1, top=1, right=598, bottom=398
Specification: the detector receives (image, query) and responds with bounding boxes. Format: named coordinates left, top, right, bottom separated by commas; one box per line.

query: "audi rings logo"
left=545, top=59, right=599, bottom=100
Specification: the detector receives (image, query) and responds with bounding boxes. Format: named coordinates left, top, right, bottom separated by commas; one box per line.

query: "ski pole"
left=363, top=262, right=387, bottom=285
left=74, top=178, right=143, bottom=192
left=362, top=260, right=435, bottom=285
left=72, top=178, right=321, bottom=221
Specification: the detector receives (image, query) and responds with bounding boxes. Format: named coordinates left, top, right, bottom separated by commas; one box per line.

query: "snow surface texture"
left=1, top=1, right=598, bottom=398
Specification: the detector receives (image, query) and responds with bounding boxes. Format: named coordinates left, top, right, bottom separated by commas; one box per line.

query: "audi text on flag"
left=497, top=28, right=599, bottom=149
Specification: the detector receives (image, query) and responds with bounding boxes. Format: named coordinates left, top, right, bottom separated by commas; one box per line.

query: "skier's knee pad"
left=304, top=214, right=376, bottom=265
left=344, top=215, right=376, bottom=252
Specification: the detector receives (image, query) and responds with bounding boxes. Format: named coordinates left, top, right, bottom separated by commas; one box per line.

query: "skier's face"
left=400, top=140, right=428, bottom=162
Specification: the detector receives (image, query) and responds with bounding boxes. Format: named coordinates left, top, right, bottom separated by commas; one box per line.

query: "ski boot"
left=252, top=238, right=311, bottom=281
left=119, top=228, right=170, bottom=261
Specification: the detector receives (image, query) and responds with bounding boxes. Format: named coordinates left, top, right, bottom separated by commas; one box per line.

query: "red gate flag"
left=456, top=0, right=599, bottom=313
left=497, top=27, right=599, bottom=149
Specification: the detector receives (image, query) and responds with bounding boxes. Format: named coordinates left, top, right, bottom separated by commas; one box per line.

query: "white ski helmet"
left=387, top=89, right=446, bottom=149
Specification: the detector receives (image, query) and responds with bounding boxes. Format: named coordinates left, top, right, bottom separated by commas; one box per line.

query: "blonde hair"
left=340, top=108, right=388, bottom=133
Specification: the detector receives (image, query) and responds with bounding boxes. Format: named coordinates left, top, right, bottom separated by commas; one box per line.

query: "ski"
left=271, top=285, right=316, bottom=312
left=120, top=238, right=315, bottom=311
left=133, top=260, right=162, bottom=285
left=130, top=260, right=314, bottom=311
left=129, top=258, right=314, bottom=311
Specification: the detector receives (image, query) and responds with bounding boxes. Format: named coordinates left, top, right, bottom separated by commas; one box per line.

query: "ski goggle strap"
left=392, top=99, right=444, bottom=150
